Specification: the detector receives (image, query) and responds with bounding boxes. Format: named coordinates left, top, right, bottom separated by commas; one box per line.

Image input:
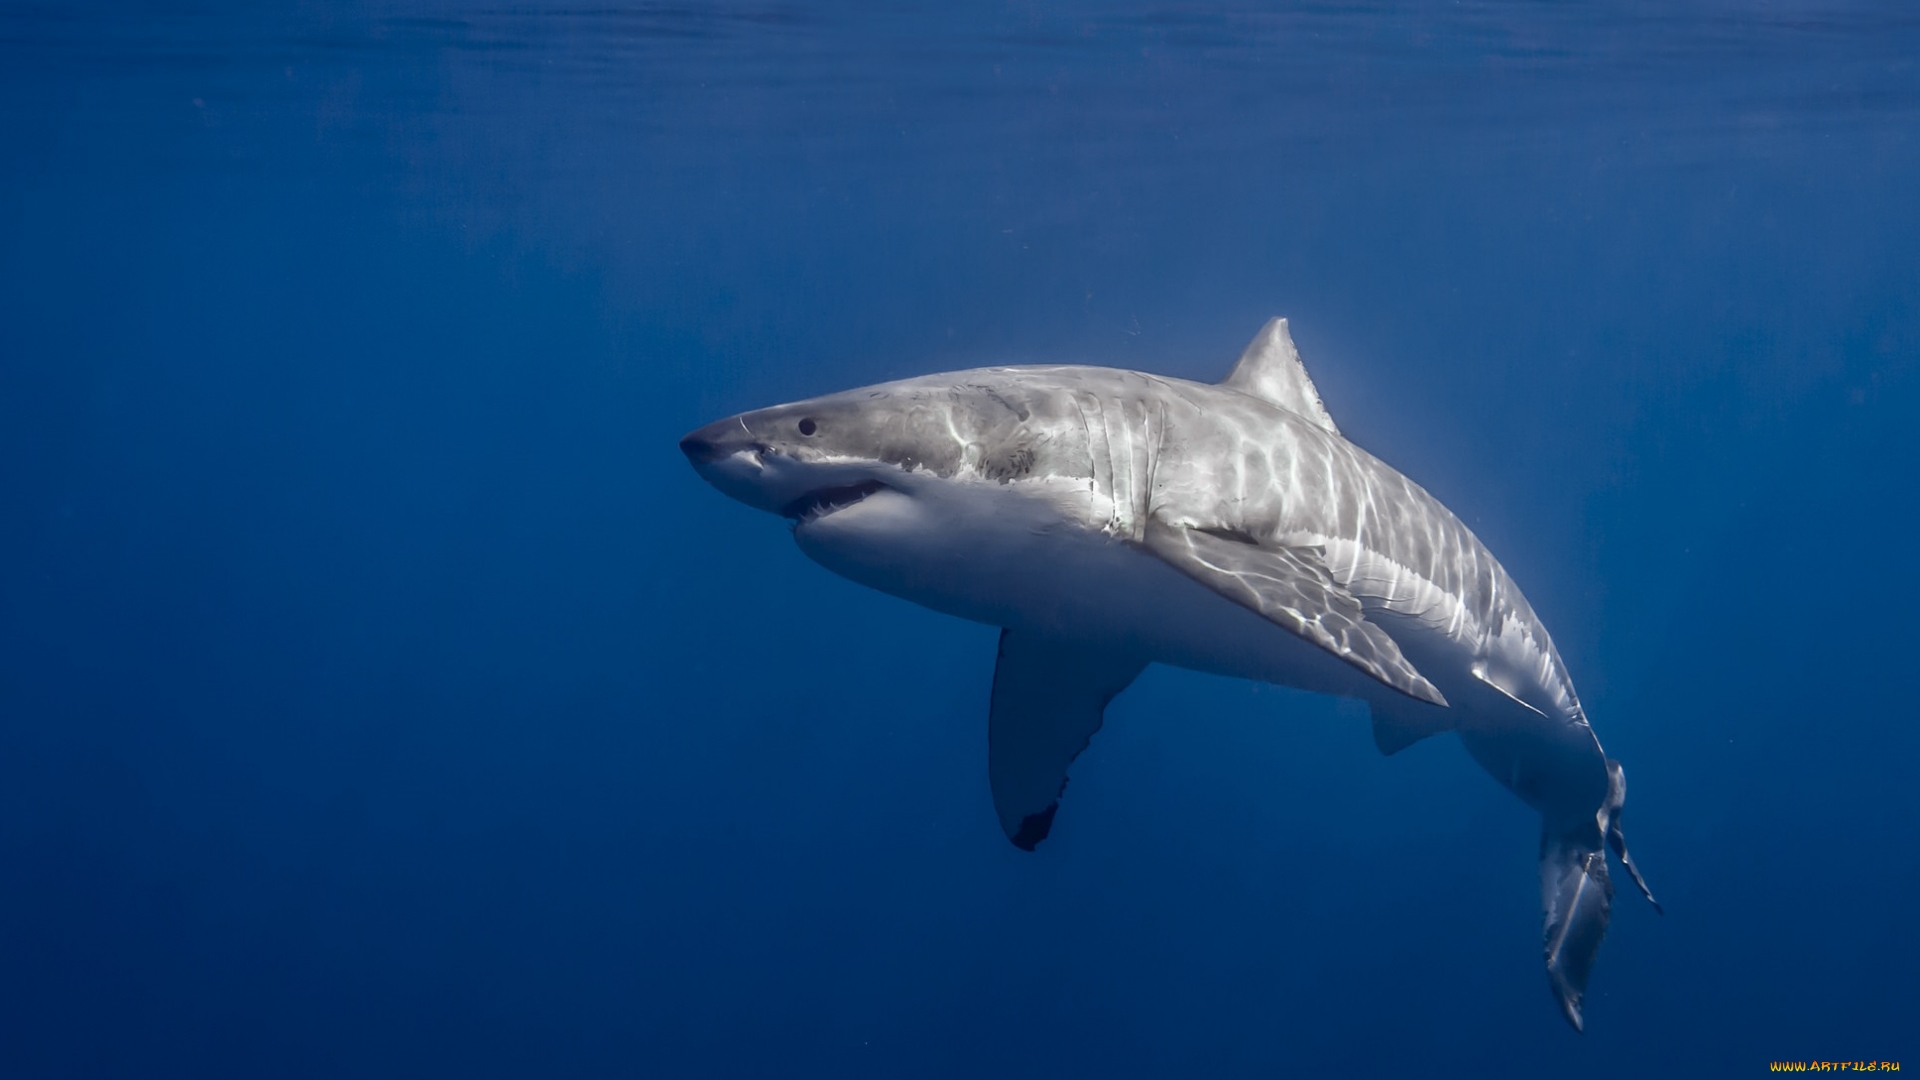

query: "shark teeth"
left=780, top=480, right=887, bottom=523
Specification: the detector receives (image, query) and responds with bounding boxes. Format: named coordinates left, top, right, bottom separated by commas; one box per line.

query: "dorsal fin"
left=1221, top=317, right=1339, bottom=435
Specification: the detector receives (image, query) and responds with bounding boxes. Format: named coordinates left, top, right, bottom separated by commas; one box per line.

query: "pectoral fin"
left=988, top=629, right=1146, bottom=851
left=1141, top=521, right=1446, bottom=707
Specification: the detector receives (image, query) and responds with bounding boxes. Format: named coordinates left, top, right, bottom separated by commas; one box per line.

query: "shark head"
left=680, top=369, right=1136, bottom=627
left=680, top=369, right=1085, bottom=535
left=678, top=392, right=899, bottom=522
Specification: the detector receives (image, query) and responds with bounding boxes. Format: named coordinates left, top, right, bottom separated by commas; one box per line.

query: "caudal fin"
left=1540, top=757, right=1661, bottom=1032
left=1541, top=820, right=1613, bottom=1032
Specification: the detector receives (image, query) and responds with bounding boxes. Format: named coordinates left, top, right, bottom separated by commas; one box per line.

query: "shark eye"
left=797, top=418, right=818, bottom=436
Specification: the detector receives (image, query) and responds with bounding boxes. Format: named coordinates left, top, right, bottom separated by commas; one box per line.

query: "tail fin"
left=1541, top=820, right=1612, bottom=1032
left=1540, top=757, right=1661, bottom=1032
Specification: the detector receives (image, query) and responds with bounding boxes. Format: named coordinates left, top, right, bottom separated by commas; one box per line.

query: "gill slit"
left=1103, top=396, right=1125, bottom=535
left=1143, top=399, right=1165, bottom=531
left=1072, top=394, right=1108, bottom=532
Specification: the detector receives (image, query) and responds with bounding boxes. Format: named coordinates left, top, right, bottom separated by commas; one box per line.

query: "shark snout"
left=679, top=418, right=752, bottom=464
left=681, top=416, right=792, bottom=514
left=678, top=432, right=722, bottom=463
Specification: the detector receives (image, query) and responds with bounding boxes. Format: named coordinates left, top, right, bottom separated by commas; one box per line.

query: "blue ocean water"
left=2, top=2, right=1915, bottom=1075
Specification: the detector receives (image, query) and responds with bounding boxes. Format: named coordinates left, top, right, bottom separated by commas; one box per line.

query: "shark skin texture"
left=679, top=318, right=1660, bottom=1031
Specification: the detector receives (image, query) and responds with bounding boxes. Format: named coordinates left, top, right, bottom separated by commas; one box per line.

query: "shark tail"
left=1540, top=757, right=1661, bottom=1032
left=1540, top=816, right=1611, bottom=1032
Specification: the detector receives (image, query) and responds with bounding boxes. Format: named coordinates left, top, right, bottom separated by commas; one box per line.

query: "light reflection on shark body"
left=680, top=318, right=1659, bottom=1030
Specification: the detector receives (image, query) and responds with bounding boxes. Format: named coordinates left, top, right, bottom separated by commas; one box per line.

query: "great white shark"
left=679, top=318, right=1659, bottom=1030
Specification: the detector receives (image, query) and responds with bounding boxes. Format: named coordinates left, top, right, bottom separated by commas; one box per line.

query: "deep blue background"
left=2, top=3, right=1915, bottom=1076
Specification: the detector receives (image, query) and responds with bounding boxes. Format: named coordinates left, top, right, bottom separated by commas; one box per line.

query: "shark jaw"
left=677, top=427, right=896, bottom=523
left=778, top=479, right=888, bottom=525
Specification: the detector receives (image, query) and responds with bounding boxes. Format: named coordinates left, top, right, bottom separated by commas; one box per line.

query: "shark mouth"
left=780, top=480, right=887, bottom=523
